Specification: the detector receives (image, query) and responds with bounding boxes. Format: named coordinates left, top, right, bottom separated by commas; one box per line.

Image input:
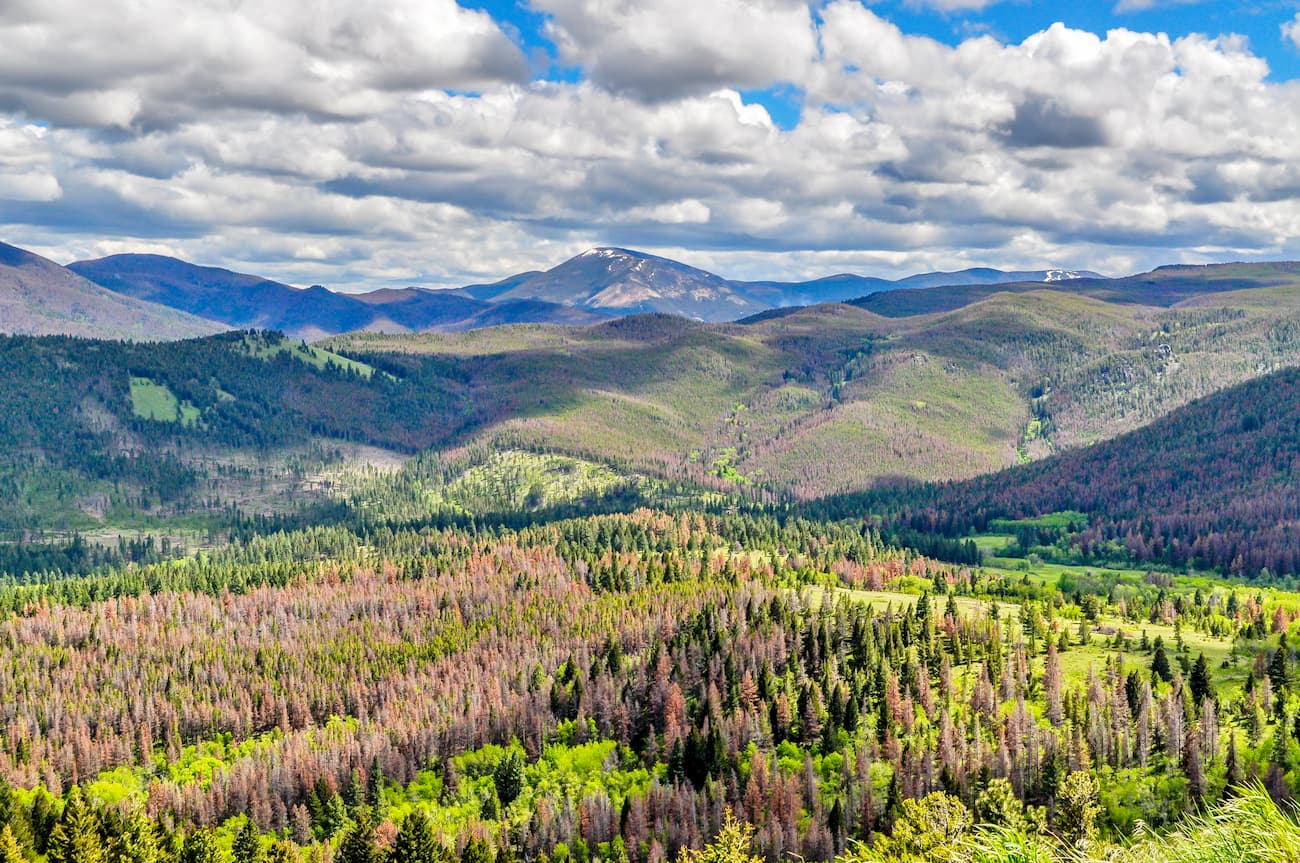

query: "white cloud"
left=0, top=0, right=526, bottom=128
left=1284, top=14, right=1300, bottom=50
left=533, top=0, right=819, bottom=100
left=7, top=5, right=1300, bottom=290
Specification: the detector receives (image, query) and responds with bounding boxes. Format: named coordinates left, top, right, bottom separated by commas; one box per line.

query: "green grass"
left=947, top=785, right=1300, bottom=863
left=240, top=334, right=379, bottom=379
left=130, top=377, right=200, bottom=425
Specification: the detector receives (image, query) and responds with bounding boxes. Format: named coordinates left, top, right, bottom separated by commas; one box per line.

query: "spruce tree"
left=1269, top=632, right=1290, bottom=694
left=1190, top=652, right=1213, bottom=709
left=47, top=789, right=105, bottom=863
left=181, top=829, right=222, bottom=863
left=492, top=751, right=524, bottom=808
left=1150, top=638, right=1172, bottom=683
left=0, top=825, right=24, bottom=863
left=114, top=812, right=164, bottom=863
left=233, top=820, right=262, bottom=863
left=388, top=812, right=443, bottom=863
left=337, top=811, right=379, bottom=863
left=460, top=838, right=493, bottom=863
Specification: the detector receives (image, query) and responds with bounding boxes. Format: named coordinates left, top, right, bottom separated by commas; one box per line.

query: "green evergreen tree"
left=1269, top=632, right=1290, bottom=694
left=1055, top=771, right=1100, bottom=850
left=1151, top=638, right=1173, bottom=683
left=1190, top=652, right=1213, bottom=709
left=460, top=838, right=493, bottom=863
left=0, top=825, right=24, bottom=863
left=114, top=812, right=164, bottom=863
left=388, top=812, right=441, bottom=863
left=492, top=751, right=524, bottom=808
left=47, top=789, right=105, bottom=863
left=366, top=758, right=386, bottom=814
left=264, top=841, right=297, bottom=863
left=232, top=820, right=261, bottom=863
left=181, top=829, right=222, bottom=863
left=337, top=811, right=379, bottom=863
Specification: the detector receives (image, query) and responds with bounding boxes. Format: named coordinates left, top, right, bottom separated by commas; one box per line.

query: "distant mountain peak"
left=496, top=246, right=760, bottom=321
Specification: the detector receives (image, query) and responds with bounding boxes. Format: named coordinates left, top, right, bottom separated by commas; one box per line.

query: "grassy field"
left=130, top=376, right=201, bottom=425
left=241, top=333, right=380, bottom=378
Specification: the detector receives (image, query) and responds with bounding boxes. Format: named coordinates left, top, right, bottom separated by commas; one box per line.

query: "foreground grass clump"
left=829, top=785, right=1300, bottom=863
left=1111, top=787, right=1300, bottom=863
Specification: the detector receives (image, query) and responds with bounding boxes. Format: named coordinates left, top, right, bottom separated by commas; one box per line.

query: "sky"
left=4, top=1, right=1300, bottom=290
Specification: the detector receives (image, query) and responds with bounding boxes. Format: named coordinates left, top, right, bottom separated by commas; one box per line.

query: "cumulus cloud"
left=533, top=0, right=819, bottom=100
left=5, top=2, right=1300, bottom=289
left=0, top=0, right=526, bottom=128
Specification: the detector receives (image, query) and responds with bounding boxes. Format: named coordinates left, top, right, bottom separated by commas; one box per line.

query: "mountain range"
left=0, top=238, right=1110, bottom=339
left=66, top=253, right=609, bottom=340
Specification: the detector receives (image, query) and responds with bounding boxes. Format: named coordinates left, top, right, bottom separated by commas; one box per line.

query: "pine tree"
left=388, top=812, right=442, bottom=863
left=181, top=829, right=222, bottom=863
left=460, top=838, right=493, bottom=863
left=0, top=825, right=24, bottom=863
left=1269, top=632, right=1290, bottom=694
left=265, top=841, right=298, bottom=863
left=233, top=820, right=262, bottom=863
left=1190, top=653, right=1213, bottom=710
left=492, top=751, right=524, bottom=808
left=47, top=789, right=105, bottom=863
left=366, top=757, right=386, bottom=814
left=337, top=811, right=379, bottom=863
left=114, top=812, right=164, bottom=863
left=1055, top=771, right=1100, bottom=850
left=1150, top=638, right=1172, bottom=683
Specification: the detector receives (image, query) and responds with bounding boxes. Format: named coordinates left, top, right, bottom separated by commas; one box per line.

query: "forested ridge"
left=836, top=366, right=1300, bottom=580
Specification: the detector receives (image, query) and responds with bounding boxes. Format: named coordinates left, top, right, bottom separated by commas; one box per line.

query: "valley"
left=3, top=250, right=1300, bottom=863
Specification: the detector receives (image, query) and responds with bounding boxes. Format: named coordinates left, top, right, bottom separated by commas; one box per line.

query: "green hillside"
left=330, top=281, right=1300, bottom=498
left=5, top=267, right=1300, bottom=538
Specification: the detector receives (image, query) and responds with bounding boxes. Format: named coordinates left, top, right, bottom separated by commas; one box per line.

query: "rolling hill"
left=0, top=242, right=224, bottom=339
left=327, top=273, right=1300, bottom=499
left=11, top=248, right=1300, bottom=535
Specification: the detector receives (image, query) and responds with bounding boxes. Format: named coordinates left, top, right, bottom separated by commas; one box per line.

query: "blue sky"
left=3, top=0, right=1300, bottom=289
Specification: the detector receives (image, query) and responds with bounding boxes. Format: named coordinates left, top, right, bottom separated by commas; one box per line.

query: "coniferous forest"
left=5, top=316, right=1300, bottom=863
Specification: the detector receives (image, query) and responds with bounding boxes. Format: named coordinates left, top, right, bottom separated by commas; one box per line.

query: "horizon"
left=5, top=2, right=1300, bottom=291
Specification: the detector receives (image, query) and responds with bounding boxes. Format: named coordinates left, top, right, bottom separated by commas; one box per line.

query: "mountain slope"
left=69, top=254, right=369, bottom=339
left=0, top=242, right=224, bottom=339
left=494, top=247, right=768, bottom=321
left=490, top=249, right=1103, bottom=318
left=9, top=263, right=1300, bottom=531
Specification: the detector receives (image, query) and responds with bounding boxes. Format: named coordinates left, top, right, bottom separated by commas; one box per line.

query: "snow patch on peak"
left=579, top=247, right=636, bottom=261
left=1044, top=269, right=1083, bottom=282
